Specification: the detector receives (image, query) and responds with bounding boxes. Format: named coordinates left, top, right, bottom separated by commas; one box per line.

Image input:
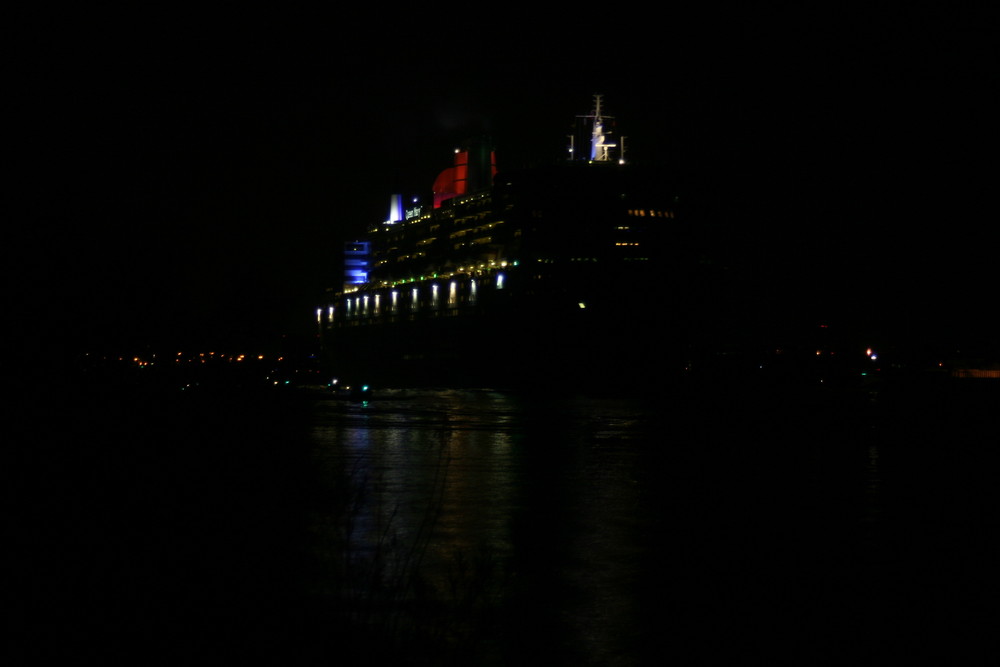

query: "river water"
left=16, top=374, right=1000, bottom=665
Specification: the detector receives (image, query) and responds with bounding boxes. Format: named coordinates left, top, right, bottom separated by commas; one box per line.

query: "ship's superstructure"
left=318, top=98, right=702, bottom=389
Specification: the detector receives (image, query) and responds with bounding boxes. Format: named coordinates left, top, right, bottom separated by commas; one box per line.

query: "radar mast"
left=589, top=94, right=617, bottom=162
left=571, top=94, right=622, bottom=163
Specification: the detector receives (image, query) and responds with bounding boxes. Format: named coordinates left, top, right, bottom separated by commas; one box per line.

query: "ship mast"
left=572, top=94, right=620, bottom=163
left=589, top=94, right=616, bottom=162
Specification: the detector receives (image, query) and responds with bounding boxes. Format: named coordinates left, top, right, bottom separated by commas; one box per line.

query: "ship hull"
left=319, top=269, right=697, bottom=393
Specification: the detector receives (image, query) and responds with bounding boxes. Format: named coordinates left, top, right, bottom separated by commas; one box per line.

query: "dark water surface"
left=16, top=374, right=1000, bottom=665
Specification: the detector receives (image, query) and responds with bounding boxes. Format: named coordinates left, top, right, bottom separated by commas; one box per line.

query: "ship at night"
left=317, top=96, right=747, bottom=392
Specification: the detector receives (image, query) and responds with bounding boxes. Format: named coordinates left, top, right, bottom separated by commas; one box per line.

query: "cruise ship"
left=317, top=97, right=728, bottom=391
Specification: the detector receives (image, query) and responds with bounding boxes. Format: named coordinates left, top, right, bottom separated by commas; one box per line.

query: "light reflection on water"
left=312, top=390, right=521, bottom=558
left=27, top=373, right=999, bottom=664
left=308, top=390, right=657, bottom=663
left=299, top=385, right=999, bottom=665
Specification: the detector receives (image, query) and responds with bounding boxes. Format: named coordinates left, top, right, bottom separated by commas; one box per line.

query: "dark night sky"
left=12, top=6, right=995, bottom=359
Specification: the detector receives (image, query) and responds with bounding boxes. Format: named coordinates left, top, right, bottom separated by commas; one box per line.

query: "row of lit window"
left=628, top=209, right=675, bottom=218
left=321, top=274, right=507, bottom=323
left=378, top=219, right=503, bottom=256
left=345, top=261, right=517, bottom=300
left=129, top=352, right=270, bottom=367
left=370, top=259, right=516, bottom=290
